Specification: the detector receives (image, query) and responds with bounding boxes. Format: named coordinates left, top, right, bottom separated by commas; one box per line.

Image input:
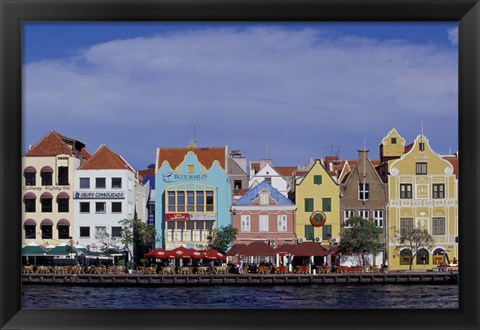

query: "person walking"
left=239, top=257, right=244, bottom=275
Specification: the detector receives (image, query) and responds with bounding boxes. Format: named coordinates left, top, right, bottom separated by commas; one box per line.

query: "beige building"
left=22, top=131, right=90, bottom=247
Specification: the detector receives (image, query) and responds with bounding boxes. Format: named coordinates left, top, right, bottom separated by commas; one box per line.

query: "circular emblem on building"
left=310, top=211, right=327, bottom=227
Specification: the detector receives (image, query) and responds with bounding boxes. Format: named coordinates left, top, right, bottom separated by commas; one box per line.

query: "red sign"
left=165, top=213, right=190, bottom=221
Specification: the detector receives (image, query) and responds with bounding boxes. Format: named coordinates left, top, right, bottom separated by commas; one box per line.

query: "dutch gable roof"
left=157, top=146, right=226, bottom=170
left=79, top=145, right=135, bottom=172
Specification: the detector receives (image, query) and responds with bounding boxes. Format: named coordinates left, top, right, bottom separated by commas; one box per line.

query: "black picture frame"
left=1, top=0, right=479, bottom=329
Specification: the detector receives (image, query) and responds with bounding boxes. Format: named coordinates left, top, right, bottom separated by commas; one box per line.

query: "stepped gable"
left=157, top=146, right=226, bottom=170
left=26, top=130, right=83, bottom=157
left=79, top=145, right=134, bottom=172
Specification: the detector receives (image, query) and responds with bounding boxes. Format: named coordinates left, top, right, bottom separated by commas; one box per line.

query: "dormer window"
left=391, top=137, right=397, bottom=144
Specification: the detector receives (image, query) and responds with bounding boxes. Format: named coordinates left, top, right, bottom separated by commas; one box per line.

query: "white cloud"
left=23, top=26, right=458, bottom=168
left=447, top=27, right=458, bottom=46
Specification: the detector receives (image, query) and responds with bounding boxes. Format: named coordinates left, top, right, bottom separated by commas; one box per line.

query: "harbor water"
left=22, top=283, right=458, bottom=309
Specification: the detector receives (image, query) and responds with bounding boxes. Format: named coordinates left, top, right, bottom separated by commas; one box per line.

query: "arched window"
left=433, top=248, right=445, bottom=265
left=40, top=192, right=53, bottom=212
left=24, top=166, right=37, bottom=186
left=24, top=193, right=36, bottom=212
left=400, top=249, right=412, bottom=265
left=57, top=219, right=70, bottom=239
left=24, top=219, right=37, bottom=239
left=416, top=248, right=430, bottom=265
left=41, top=219, right=53, bottom=239
left=40, top=166, right=53, bottom=186
left=57, top=192, right=70, bottom=213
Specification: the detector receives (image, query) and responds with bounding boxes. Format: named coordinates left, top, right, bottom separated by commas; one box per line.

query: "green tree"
left=396, top=225, right=435, bottom=270
left=119, top=216, right=158, bottom=268
left=208, top=225, right=238, bottom=254
left=339, top=217, right=383, bottom=267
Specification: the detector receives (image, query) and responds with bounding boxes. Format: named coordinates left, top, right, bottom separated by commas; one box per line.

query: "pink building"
left=231, top=181, right=296, bottom=247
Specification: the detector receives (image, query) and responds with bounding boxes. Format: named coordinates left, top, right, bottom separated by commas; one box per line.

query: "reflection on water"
left=22, top=284, right=459, bottom=309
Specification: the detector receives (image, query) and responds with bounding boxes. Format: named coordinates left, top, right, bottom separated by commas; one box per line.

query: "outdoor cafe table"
left=22, top=266, right=34, bottom=274
left=258, top=266, right=269, bottom=274
left=161, top=267, right=175, bottom=275
left=295, top=266, right=309, bottom=274
left=196, top=267, right=208, bottom=275
left=274, top=266, right=288, bottom=274
left=215, top=266, right=228, bottom=274
left=179, top=267, right=193, bottom=275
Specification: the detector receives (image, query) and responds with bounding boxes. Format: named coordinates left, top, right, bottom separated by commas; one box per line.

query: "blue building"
left=154, top=143, right=232, bottom=249
left=139, top=164, right=156, bottom=227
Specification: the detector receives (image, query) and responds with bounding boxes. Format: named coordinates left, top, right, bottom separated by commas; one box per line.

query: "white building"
left=73, top=145, right=142, bottom=253
left=249, top=160, right=290, bottom=197
left=22, top=131, right=91, bottom=247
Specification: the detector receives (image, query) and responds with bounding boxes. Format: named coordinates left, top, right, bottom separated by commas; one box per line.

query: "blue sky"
left=23, top=22, right=458, bottom=170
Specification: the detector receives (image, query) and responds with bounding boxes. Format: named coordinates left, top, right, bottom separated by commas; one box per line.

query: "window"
left=187, top=191, right=195, bottom=212
left=167, top=190, right=215, bottom=213
left=400, top=218, right=414, bottom=235
left=111, top=177, right=122, bottom=188
left=41, top=224, right=52, bottom=239
left=419, top=142, right=425, bottom=151
left=41, top=171, right=52, bottom=186
left=313, top=175, right=322, bottom=185
left=260, top=192, right=269, bottom=205
left=234, top=180, right=242, bottom=189
left=432, top=217, right=445, bottom=235
left=241, top=215, right=251, bottom=232
left=305, top=225, right=314, bottom=241
left=433, top=184, right=445, bottom=199
left=359, top=210, right=369, bottom=219
left=400, top=184, right=412, bottom=199
left=58, top=166, right=69, bottom=185
left=25, top=225, right=36, bottom=239
left=111, top=226, right=122, bottom=237
left=112, top=202, right=122, bottom=213
left=95, top=202, right=106, bottom=214
left=259, top=215, right=269, bottom=232
left=79, top=178, right=90, bottom=189
left=188, top=164, right=194, bottom=173
left=277, top=215, right=287, bottom=232
left=57, top=198, right=69, bottom=213
left=206, top=191, right=214, bottom=211
left=358, top=183, right=370, bottom=201
left=58, top=225, right=70, bottom=239
left=322, top=198, right=331, bottom=212
left=400, top=249, right=412, bottom=265
left=373, top=210, right=384, bottom=227
left=96, top=177, right=106, bottom=188
left=80, top=202, right=90, bottom=213
left=416, top=248, right=430, bottom=265
left=304, top=198, right=314, bottom=212
left=24, top=172, right=36, bottom=186
left=344, top=210, right=355, bottom=227
left=79, top=227, right=90, bottom=237
left=95, top=226, right=106, bottom=238
left=416, top=162, right=427, bottom=175
left=264, top=177, right=272, bottom=185
left=24, top=195, right=36, bottom=213
left=41, top=197, right=52, bottom=212
left=391, top=137, right=397, bottom=144
left=322, top=225, right=332, bottom=241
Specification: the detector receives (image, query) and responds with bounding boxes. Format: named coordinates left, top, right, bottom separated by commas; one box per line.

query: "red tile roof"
left=404, top=143, right=414, bottom=153
left=157, top=147, right=226, bottom=170
left=79, top=145, right=134, bottom=172
left=250, top=162, right=260, bottom=173
left=26, top=130, right=88, bottom=157
left=274, top=166, right=297, bottom=177
left=443, top=156, right=459, bottom=179
left=290, top=242, right=329, bottom=256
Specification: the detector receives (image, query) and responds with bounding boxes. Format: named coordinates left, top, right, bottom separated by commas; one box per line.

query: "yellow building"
left=382, top=130, right=458, bottom=270
left=294, top=159, right=340, bottom=245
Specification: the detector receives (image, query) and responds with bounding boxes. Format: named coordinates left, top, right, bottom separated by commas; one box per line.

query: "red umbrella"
left=171, top=246, right=203, bottom=259
left=203, top=248, right=226, bottom=260
left=144, top=248, right=175, bottom=259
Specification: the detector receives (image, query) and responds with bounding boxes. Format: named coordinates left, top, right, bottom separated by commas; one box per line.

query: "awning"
left=24, top=166, right=37, bottom=173
left=57, top=219, right=70, bottom=227
left=40, top=192, right=53, bottom=199
left=237, top=242, right=276, bottom=257
left=24, top=219, right=37, bottom=227
left=41, top=166, right=53, bottom=173
left=274, top=244, right=296, bottom=256
left=40, top=219, right=53, bottom=226
left=45, top=245, right=77, bottom=256
left=24, top=192, right=36, bottom=200
left=226, top=244, right=247, bottom=256
left=22, top=243, right=46, bottom=256
left=57, top=192, right=70, bottom=199
left=290, top=242, right=329, bottom=257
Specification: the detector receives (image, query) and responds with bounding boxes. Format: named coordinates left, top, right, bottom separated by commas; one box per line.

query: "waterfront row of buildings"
left=21, top=129, right=458, bottom=270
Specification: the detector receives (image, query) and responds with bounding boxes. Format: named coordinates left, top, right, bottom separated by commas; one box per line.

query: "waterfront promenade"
left=22, top=271, right=458, bottom=286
